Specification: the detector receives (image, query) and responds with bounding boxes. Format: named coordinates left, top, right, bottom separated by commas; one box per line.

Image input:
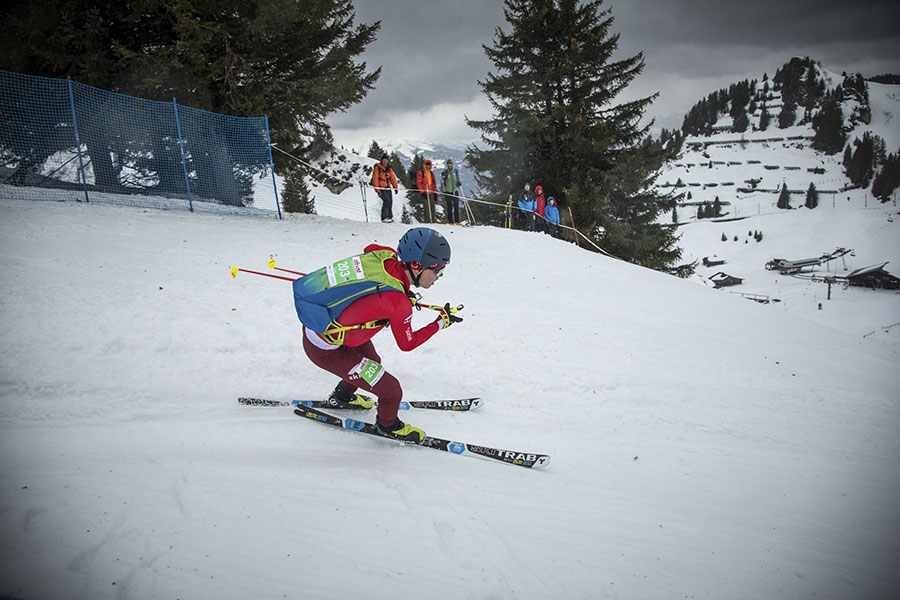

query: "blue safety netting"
left=0, top=70, right=280, bottom=216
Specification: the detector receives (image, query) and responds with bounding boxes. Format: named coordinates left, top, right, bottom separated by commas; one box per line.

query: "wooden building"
left=709, top=272, right=743, bottom=288
left=846, top=262, right=900, bottom=290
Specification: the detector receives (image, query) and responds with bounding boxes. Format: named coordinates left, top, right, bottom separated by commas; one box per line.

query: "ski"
left=238, top=396, right=482, bottom=411
left=293, top=404, right=550, bottom=470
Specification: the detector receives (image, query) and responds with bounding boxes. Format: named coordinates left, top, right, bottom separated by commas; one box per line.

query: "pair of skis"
left=237, top=396, right=482, bottom=412
left=239, top=396, right=550, bottom=470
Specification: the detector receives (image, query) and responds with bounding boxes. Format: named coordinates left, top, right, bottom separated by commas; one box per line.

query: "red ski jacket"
left=312, top=244, right=440, bottom=350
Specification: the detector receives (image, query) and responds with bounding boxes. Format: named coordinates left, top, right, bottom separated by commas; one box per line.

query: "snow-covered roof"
left=846, top=261, right=890, bottom=278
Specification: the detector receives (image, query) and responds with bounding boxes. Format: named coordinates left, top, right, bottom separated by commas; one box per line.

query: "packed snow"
left=1, top=187, right=898, bottom=599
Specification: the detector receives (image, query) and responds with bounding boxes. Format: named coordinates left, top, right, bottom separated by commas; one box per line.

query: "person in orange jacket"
left=416, top=159, right=439, bottom=223
left=371, top=154, right=399, bottom=222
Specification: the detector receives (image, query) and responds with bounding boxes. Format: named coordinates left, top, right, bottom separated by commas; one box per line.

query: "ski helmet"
left=398, top=227, right=451, bottom=269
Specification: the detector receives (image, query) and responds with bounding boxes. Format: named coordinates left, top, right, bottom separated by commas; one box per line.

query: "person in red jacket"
left=302, top=228, right=461, bottom=443
left=533, top=184, right=546, bottom=233
left=415, top=159, right=439, bottom=223
left=371, top=154, right=399, bottom=222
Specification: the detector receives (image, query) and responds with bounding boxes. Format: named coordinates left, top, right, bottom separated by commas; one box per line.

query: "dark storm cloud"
left=611, top=0, right=900, bottom=47
left=330, top=0, right=900, bottom=144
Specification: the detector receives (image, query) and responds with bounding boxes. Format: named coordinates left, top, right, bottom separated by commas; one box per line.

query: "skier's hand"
left=436, top=303, right=463, bottom=329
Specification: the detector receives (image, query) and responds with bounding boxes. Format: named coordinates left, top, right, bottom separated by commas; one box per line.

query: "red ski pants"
left=302, top=332, right=403, bottom=424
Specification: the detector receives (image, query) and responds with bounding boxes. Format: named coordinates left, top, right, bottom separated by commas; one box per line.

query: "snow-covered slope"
left=652, top=67, right=900, bottom=340
left=1, top=196, right=898, bottom=600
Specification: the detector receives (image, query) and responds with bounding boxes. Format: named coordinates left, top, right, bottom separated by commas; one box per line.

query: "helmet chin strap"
left=406, top=263, right=423, bottom=287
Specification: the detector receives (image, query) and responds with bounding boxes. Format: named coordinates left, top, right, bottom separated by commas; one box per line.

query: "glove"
left=436, top=303, right=463, bottom=329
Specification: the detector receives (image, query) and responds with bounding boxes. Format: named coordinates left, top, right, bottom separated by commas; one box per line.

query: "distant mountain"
left=377, top=139, right=478, bottom=195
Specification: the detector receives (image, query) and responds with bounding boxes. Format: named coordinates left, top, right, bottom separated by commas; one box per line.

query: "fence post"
left=66, top=77, right=90, bottom=204
left=263, top=115, right=282, bottom=219
left=172, top=98, right=194, bottom=212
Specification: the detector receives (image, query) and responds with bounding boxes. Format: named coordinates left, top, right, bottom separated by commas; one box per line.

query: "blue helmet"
left=398, top=227, right=451, bottom=268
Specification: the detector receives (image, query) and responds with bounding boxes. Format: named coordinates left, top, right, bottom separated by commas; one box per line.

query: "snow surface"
left=1, top=192, right=899, bottom=599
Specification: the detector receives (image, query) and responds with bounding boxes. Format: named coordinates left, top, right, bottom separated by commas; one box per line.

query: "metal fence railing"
left=0, top=70, right=281, bottom=217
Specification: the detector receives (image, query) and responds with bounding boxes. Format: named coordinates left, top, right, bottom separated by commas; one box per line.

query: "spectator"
left=533, top=185, right=547, bottom=233
left=415, top=159, right=439, bottom=223
left=545, top=196, right=560, bottom=238
left=517, top=183, right=537, bottom=231
left=371, top=154, right=398, bottom=223
left=441, top=159, right=462, bottom=225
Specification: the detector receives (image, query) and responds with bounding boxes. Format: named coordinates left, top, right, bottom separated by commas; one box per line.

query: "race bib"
left=352, top=357, right=385, bottom=386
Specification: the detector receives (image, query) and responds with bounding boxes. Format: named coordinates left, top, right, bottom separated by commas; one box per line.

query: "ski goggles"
left=409, top=261, right=446, bottom=276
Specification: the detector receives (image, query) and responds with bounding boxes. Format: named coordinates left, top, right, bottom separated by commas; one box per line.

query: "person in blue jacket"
left=545, top=196, right=561, bottom=238
left=517, top=183, right=536, bottom=231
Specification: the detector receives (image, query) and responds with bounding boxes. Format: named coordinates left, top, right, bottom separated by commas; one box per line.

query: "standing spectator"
left=545, top=196, right=560, bottom=238
left=415, top=159, right=438, bottom=223
left=441, top=159, right=462, bottom=225
left=517, top=183, right=536, bottom=231
left=371, top=154, right=398, bottom=223
left=533, top=185, right=547, bottom=233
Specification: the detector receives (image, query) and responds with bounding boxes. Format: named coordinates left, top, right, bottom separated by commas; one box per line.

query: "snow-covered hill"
left=1, top=196, right=898, bottom=599
left=658, top=75, right=900, bottom=216
left=654, top=64, right=900, bottom=340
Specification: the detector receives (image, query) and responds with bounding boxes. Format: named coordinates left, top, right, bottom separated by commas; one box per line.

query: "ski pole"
left=267, top=259, right=305, bottom=276
left=416, top=302, right=464, bottom=314
left=229, top=266, right=295, bottom=281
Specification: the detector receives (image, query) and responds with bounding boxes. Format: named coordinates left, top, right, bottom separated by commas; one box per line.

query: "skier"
left=299, top=228, right=461, bottom=443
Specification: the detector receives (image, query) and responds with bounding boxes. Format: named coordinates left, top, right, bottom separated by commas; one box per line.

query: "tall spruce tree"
left=872, top=151, right=900, bottom=202
left=466, top=0, right=690, bottom=275
left=281, top=167, right=317, bottom=214
left=811, top=94, right=846, bottom=155
left=804, top=182, right=819, bottom=209
left=777, top=183, right=791, bottom=209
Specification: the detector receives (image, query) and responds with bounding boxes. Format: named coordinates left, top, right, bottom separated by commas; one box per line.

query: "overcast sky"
left=327, top=0, right=900, bottom=152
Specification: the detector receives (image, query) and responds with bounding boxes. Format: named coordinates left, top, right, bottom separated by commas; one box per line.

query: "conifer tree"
left=804, top=182, right=819, bottom=209
left=367, top=141, right=387, bottom=160
left=281, top=168, right=317, bottom=214
left=778, top=98, right=797, bottom=128
left=466, top=0, right=690, bottom=276
left=811, top=95, right=846, bottom=155
left=777, top=183, right=791, bottom=209
left=405, top=154, right=429, bottom=223
left=759, top=103, right=771, bottom=131
left=844, top=133, right=879, bottom=187
left=872, top=151, right=900, bottom=202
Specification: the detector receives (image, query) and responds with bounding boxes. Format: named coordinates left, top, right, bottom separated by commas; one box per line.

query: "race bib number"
left=352, top=357, right=385, bottom=387
left=326, top=255, right=365, bottom=286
